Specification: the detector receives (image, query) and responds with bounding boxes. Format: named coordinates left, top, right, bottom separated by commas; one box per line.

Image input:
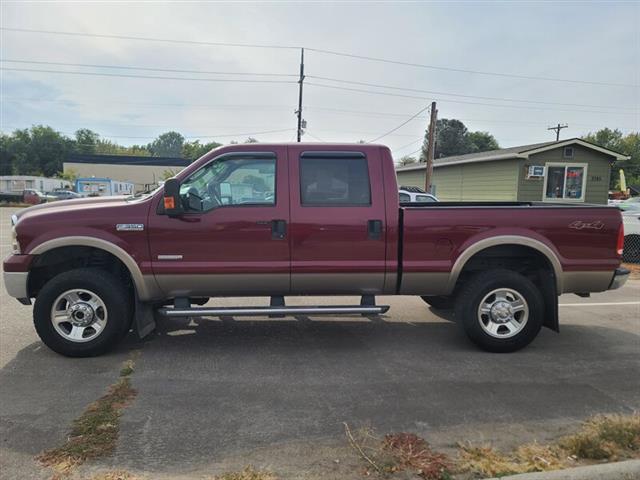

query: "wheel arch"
left=29, top=236, right=158, bottom=300
left=448, top=235, right=563, bottom=293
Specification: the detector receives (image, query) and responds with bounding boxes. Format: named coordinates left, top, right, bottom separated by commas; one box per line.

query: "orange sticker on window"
left=164, top=197, right=175, bottom=209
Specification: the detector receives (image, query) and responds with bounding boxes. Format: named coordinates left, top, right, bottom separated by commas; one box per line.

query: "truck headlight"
left=10, top=215, right=20, bottom=254
left=11, top=226, right=20, bottom=254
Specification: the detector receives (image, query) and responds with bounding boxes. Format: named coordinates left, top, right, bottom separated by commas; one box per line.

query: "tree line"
left=0, top=126, right=257, bottom=177
left=1, top=123, right=638, bottom=189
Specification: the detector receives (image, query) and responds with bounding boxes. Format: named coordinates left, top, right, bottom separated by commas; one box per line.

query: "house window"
left=543, top=163, right=587, bottom=201
left=563, top=147, right=574, bottom=159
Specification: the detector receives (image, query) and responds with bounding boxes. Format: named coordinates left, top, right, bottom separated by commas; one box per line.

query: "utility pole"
left=424, top=101, right=438, bottom=194
left=548, top=123, right=568, bottom=141
left=296, top=48, right=305, bottom=142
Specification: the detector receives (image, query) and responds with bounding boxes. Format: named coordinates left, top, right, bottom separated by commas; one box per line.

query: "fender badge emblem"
left=568, top=220, right=604, bottom=230
left=116, top=224, right=145, bottom=231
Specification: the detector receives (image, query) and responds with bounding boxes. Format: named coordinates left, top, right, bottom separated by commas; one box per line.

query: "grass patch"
left=457, top=443, right=564, bottom=477
left=38, top=358, right=138, bottom=477
left=119, top=360, right=135, bottom=377
left=90, top=471, right=140, bottom=480
left=559, top=413, right=640, bottom=461
left=344, top=423, right=452, bottom=480
left=457, top=413, right=640, bottom=477
left=212, top=466, right=278, bottom=480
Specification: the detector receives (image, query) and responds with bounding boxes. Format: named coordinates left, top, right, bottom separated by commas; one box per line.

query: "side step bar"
left=159, top=305, right=389, bottom=318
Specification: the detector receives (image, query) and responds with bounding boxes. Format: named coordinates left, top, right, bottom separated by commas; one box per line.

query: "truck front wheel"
left=455, top=269, right=544, bottom=353
left=33, top=268, right=132, bottom=357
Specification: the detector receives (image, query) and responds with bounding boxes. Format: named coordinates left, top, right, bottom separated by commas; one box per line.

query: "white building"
left=0, top=175, right=72, bottom=193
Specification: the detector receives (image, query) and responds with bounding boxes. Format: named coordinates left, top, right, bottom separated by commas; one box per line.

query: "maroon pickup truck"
left=3, top=143, right=628, bottom=357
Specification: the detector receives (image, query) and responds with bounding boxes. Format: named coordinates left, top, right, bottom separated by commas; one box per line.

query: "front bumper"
left=3, top=254, right=33, bottom=305
left=608, top=267, right=630, bottom=290
left=3, top=271, right=30, bottom=304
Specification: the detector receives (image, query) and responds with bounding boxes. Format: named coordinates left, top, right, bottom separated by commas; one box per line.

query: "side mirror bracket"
left=163, top=178, right=184, bottom=216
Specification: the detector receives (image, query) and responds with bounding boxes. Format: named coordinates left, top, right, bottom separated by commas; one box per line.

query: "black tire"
left=455, top=269, right=544, bottom=353
left=420, top=295, right=454, bottom=310
left=33, top=268, right=133, bottom=357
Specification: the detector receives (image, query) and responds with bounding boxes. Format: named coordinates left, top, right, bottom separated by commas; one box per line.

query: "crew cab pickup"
left=3, top=143, right=629, bottom=357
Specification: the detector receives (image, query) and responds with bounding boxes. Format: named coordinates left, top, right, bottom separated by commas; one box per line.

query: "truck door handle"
left=367, top=220, right=383, bottom=240
left=271, top=219, right=287, bottom=240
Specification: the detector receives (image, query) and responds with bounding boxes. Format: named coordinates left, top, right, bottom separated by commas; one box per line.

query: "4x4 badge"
left=568, top=220, right=604, bottom=230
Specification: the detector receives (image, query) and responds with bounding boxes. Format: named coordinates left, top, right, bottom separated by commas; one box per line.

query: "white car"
left=622, top=212, right=640, bottom=263
left=399, top=186, right=438, bottom=203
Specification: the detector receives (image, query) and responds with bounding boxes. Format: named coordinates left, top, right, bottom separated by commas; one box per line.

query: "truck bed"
left=398, top=202, right=622, bottom=296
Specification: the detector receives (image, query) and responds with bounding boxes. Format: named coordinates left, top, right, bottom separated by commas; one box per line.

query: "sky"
left=1, top=1, right=638, bottom=159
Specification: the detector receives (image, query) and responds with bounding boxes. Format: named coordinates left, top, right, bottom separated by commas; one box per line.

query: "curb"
left=486, top=459, right=640, bottom=479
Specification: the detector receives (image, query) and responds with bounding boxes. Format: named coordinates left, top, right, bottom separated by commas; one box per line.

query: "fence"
left=623, top=234, right=640, bottom=264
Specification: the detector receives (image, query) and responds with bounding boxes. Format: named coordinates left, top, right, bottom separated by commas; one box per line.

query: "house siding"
left=396, top=160, right=519, bottom=201
left=516, top=145, right=613, bottom=204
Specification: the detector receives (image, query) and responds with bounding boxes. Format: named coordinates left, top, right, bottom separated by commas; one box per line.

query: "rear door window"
left=299, top=156, right=371, bottom=206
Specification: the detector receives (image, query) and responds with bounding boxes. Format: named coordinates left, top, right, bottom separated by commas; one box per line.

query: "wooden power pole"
left=548, top=123, right=568, bottom=141
left=424, top=101, right=438, bottom=194
left=296, top=48, right=305, bottom=142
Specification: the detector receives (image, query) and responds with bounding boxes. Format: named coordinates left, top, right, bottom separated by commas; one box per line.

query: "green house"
left=395, top=139, right=629, bottom=204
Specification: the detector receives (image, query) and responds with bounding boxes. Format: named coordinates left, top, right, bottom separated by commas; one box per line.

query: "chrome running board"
left=159, top=304, right=389, bottom=318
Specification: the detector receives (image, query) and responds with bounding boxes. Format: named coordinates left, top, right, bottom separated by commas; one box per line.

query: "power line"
left=305, top=48, right=637, bottom=88
left=1, top=59, right=297, bottom=77
left=1, top=67, right=297, bottom=84
left=367, top=105, right=431, bottom=143
left=305, top=82, right=638, bottom=116
left=2, top=26, right=634, bottom=88
left=391, top=138, right=423, bottom=153
left=2, top=96, right=293, bottom=110
left=0, top=125, right=295, bottom=139
left=306, top=75, right=634, bottom=110
left=0, top=26, right=299, bottom=50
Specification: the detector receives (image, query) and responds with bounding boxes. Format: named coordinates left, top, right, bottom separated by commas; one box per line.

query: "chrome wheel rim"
left=477, top=288, right=529, bottom=339
left=51, top=289, right=108, bottom=343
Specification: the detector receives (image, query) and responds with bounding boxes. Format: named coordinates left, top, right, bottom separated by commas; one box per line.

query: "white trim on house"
left=395, top=139, right=629, bottom=172
left=523, top=139, right=629, bottom=161
left=542, top=162, right=588, bottom=203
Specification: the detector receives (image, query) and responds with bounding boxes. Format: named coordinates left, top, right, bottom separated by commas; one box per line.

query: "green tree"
left=74, top=129, right=100, bottom=154
left=419, top=119, right=499, bottom=161
left=467, top=131, right=500, bottom=153
left=396, top=155, right=417, bottom=166
left=148, top=131, right=184, bottom=157
left=0, top=133, right=13, bottom=175
left=4, top=125, right=74, bottom=176
left=583, top=129, right=640, bottom=188
left=182, top=140, right=222, bottom=161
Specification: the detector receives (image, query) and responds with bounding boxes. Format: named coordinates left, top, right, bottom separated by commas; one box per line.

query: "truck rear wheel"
left=420, top=295, right=453, bottom=310
left=33, top=268, right=132, bottom=357
left=455, top=269, right=543, bottom=353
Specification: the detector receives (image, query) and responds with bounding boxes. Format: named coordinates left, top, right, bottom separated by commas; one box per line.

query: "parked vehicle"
left=622, top=213, right=640, bottom=263
left=50, top=190, right=82, bottom=201
left=399, top=186, right=438, bottom=203
left=22, top=189, right=50, bottom=205
left=3, top=143, right=628, bottom=357
left=618, top=197, right=640, bottom=213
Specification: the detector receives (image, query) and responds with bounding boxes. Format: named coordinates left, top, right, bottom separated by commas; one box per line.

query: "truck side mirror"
left=163, top=178, right=184, bottom=216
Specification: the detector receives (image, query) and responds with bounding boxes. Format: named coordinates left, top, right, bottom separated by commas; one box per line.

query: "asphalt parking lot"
left=0, top=206, right=639, bottom=479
